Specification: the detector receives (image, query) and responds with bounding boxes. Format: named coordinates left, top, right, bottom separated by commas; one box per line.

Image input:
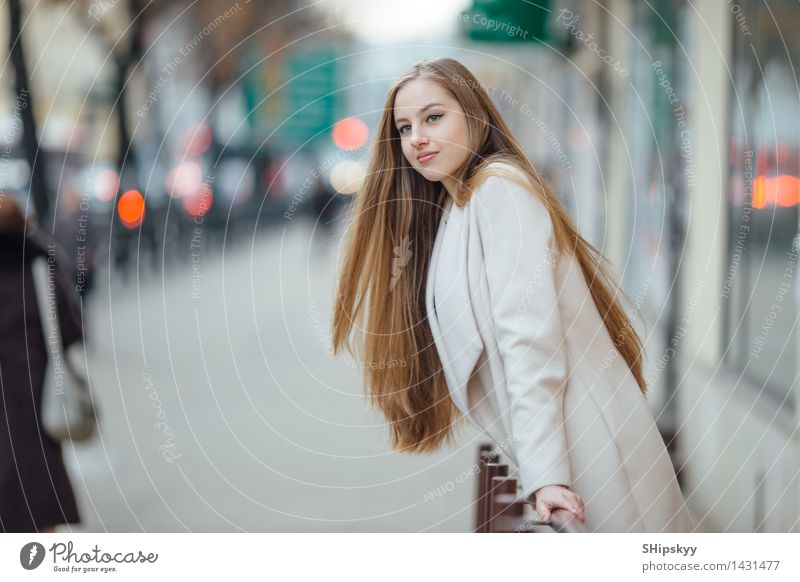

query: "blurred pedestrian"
left=0, top=190, right=82, bottom=532
left=52, top=176, right=98, bottom=300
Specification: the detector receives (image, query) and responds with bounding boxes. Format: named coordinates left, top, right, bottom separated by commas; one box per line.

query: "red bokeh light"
left=94, top=169, right=119, bottom=202
left=165, top=161, right=203, bottom=198
left=118, top=190, right=145, bottom=229
left=182, top=183, right=213, bottom=217
left=332, top=117, right=369, bottom=151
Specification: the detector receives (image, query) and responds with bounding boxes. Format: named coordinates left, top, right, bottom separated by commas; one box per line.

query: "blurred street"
left=1, top=0, right=798, bottom=534
left=64, top=216, right=484, bottom=532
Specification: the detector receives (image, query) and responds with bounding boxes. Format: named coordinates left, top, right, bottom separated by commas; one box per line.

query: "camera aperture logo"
left=19, top=540, right=158, bottom=573
left=20, top=542, right=46, bottom=570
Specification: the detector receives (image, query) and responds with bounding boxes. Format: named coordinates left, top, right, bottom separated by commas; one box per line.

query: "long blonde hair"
left=331, top=57, right=647, bottom=454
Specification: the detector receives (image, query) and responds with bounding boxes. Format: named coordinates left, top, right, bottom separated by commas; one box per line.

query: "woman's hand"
left=531, top=485, right=586, bottom=523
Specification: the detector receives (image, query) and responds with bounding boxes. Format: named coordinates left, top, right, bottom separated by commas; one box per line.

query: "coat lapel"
left=425, top=197, right=484, bottom=419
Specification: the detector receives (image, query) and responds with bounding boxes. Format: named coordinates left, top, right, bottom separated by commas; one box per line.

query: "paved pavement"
left=57, top=213, right=707, bottom=532
left=61, top=215, right=485, bottom=532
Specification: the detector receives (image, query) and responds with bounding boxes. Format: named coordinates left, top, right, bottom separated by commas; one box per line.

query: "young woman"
left=331, top=57, right=695, bottom=532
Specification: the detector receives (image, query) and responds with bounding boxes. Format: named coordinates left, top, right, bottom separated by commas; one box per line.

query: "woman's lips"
left=417, top=152, right=438, bottom=164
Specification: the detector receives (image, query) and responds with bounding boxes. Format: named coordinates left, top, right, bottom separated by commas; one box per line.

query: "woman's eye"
left=397, top=115, right=441, bottom=135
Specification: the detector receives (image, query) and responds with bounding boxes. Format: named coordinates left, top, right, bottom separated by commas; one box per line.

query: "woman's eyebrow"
left=394, top=103, right=445, bottom=124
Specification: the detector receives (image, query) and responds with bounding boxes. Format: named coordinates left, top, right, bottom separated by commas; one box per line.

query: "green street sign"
left=460, top=0, right=551, bottom=43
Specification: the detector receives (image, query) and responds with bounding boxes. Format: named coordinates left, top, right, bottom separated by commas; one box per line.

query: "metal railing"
left=475, top=443, right=590, bottom=533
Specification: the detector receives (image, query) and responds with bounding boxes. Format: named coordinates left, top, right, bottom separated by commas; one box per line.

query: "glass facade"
left=620, top=1, right=692, bottom=420
left=724, top=0, right=800, bottom=411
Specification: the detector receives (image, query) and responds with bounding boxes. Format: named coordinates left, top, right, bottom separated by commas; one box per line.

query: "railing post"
left=478, top=462, right=508, bottom=532
left=487, top=476, right=518, bottom=532
left=474, top=445, right=500, bottom=533
left=473, top=444, right=590, bottom=533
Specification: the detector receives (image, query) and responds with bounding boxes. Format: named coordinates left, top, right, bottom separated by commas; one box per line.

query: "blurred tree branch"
left=8, top=0, right=50, bottom=219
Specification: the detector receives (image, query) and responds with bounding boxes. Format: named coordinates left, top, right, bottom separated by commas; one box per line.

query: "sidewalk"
left=61, top=217, right=483, bottom=532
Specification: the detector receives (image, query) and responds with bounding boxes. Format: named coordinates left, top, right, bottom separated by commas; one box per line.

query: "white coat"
left=425, top=161, right=696, bottom=532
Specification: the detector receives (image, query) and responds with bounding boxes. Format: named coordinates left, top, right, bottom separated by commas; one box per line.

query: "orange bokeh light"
left=332, top=117, right=369, bottom=151
left=118, top=189, right=145, bottom=229
left=752, top=175, right=800, bottom=209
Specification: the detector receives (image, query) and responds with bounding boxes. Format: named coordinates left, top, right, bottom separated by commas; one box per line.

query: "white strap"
left=30, top=255, right=63, bottom=358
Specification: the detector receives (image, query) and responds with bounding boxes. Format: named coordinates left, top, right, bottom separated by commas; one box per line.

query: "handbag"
left=31, top=255, right=97, bottom=441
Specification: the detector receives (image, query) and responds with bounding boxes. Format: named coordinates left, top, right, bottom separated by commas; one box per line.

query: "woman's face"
left=393, top=78, right=471, bottom=196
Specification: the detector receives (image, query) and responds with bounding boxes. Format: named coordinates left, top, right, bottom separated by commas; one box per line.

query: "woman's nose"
left=409, top=132, right=429, bottom=148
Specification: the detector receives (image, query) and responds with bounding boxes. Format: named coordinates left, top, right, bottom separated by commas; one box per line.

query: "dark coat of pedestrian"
left=0, top=193, right=83, bottom=532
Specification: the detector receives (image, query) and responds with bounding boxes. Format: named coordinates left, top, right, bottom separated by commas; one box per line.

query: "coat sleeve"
left=472, top=173, right=572, bottom=502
